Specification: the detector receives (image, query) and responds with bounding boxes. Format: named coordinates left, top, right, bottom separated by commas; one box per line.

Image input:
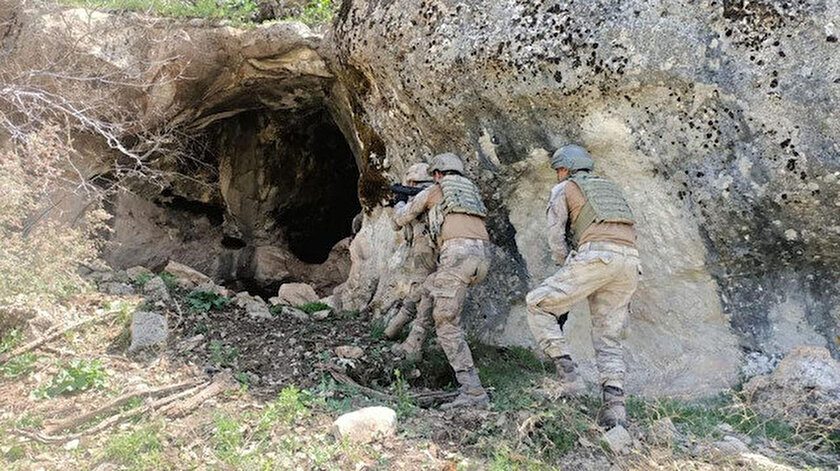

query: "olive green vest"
left=428, top=175, right=487, bottom=241
left=568, top=173, right=635, bottom=247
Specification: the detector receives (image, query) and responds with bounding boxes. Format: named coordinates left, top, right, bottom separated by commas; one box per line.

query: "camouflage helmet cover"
left=550, top=144, right=595, bottom=171
left=429, top=152, right=465, bottom=175
left=403, top=163, right=433, bottom=185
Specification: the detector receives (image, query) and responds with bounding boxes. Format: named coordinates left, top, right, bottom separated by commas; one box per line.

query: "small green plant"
left=34, top=359, right=107, bottom=398
left=5, top=445, right=25, bottom=462
left=101, top=423, right=165, bottom=470
left=0, top=328, right=23, bottom=355
left=393, top=369, right=416, bottom=417
left=296, top=301, right=332, bottom=314
left=187, top=291, right=230, bottom=313
left=272, top=386, right=311, bottom=425
left=285, top=0, right=335, bottom=26
left=15, top=412, right=44, bottom=429
left=370, top=321, right=386, bottom=341
left=2, top=353, right=37, bottom=378
left=159, top=271, right=178, bottom=291
left=133, top=272, right=153, bottom=288
left=212, top=413, right=244, bottom=464
left=208, top=340, right=239, bottom=367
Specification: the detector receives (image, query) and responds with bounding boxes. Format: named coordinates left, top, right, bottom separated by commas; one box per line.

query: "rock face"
left=326, top=0, right=840, bottom=395
left=332, top=406, right=397, bottom=444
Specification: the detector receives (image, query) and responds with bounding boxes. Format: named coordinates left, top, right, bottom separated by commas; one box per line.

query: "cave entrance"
left=207, top=103, right=360, bottom=293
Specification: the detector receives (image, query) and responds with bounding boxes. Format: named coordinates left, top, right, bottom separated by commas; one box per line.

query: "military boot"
left=390, top=326, right=425, bottom=362
left=597, top=385, right=627, bottom=429
left=553, top=355, right=587, bottom=397
left=440, top=368, right=489, bottom=411
left=384, top=302, right=415, bottom=339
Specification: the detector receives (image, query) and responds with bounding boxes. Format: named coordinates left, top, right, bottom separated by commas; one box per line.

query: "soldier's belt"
left=577, top=242, right=638, bottom=257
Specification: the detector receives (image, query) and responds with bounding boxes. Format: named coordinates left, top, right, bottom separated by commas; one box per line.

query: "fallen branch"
left=44, top=380, right=200, bottom=434
left=317, top=363, right=458, bottom=407
left=0, top=309, right=119, bottom=363
left=162, top=372, right=236, bottom=418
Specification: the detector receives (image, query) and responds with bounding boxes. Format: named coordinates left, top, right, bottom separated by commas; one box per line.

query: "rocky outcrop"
left=327, top=0, right=840, bottom=395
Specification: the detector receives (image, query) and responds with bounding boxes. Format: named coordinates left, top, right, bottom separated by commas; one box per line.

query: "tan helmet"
left=403, top=163, right=433, bottom=185
left=428, top=152, right=465, bottom=175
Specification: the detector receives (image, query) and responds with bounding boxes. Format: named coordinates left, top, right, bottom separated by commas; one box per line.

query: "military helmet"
left=429, top=152, right=465, bottom=175
left=403, top=163, right=433, bottom=185
left=550, top=144, right=595, bottom=172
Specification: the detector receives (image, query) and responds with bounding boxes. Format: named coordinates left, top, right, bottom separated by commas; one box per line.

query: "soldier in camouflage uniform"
left=385, top=163, right=437, bottom=361
left=527, top=144, right=640, bottom=429
left=393, top=153, right=492, bottom=410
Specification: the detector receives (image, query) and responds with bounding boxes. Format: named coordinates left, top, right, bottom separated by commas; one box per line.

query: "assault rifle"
left=389, top=184, right=424, bottom=205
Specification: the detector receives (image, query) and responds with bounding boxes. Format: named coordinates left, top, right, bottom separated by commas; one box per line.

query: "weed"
left=234, top=371, right=249, bottom=386
left=4, top=445, right=25, bottom=462
left=101, top=423, right=166, bottom=470
left=15, top=413, right=43, bottom=429
left=208, top=340, right=239, bottom=367
left=393, top=369, right=416, bottom=417
left=159, top=271, right=178, bottom=291
left=33, top=359, right=107, bottom=398
left=284, top=0, right=334, bottom=26
left=211, top=413, right=244, bottom=465
left=187, top=290, right=230, bottom=313
left=370, top=320, right=386, bottom=341
left=271, top=386, right=311, bottom=425
left=1, top=353, right=37, bottom=378
left=473, top=344, right=548, bottom=411
left=133, top=272, right=153, bottom=288
left=338, top=309, right=360, bottom=319
left=296, top=301, right=332, bottom=314
left=63, top=0, right=259, bottom=24
left=0, top=328, right=23, bottom=355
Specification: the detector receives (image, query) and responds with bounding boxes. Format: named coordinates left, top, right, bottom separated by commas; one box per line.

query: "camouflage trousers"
left=423, top=238, right=490, bottom=372
left=526, top=242, right=639, bottom=389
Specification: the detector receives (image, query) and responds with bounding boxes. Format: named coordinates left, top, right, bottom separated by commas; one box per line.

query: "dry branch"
left=162, top=372, right=236, bottom=418
left=0, top=309, right=118, bottom=364
left=318, top=363, right=458, bottom=407
left=44, top=380, right=200, bottom=434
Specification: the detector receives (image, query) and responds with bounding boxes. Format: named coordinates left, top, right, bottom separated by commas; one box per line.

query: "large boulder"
left=326, top=0, right=840, bottom=396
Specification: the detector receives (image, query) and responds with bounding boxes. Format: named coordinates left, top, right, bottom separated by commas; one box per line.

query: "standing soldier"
left=527, top=144, right=639, bottom=429
left=393, top=153, right=491, bottom=410
left=385, top=163, right=436, bottom=362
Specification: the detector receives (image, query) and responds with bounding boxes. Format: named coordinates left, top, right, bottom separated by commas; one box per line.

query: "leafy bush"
left=187, top=291, right=230, bottom=313
left=2, top=353, right=38, bottom=378
left=34, top=359, right=107, bottom=398
left=296, top=301, right=332, bottom=314
left=64, top=0, right=259, bottom=24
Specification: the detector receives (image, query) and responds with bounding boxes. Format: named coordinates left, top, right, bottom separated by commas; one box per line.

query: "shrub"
left=34, top=358, right=107, bottom=398
left=187, top=291, right=230, bottom=313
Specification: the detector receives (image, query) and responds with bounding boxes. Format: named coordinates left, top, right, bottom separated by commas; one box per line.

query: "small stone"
left=64, top=439, right=79, bottom=450
left=335, top=345, right=364, bottom=359
left=602, top=425, right=632, bottom=453
left=282, top=306, right=309, bottom=321
left=129, top=311, right=168, bottom=352
left=163, top=261, right=212, bottom=290
left=712, top=435, right=749, bottom=455
left=333, top=407, right=397, bottom=444
left=275, top=283, right=319, bottom=306
left=784, top=229, right=798, bottom=241
left=311, top=309, right=331, bottom=320
left=647, top=417, right=677, bottom=446
left=143, top=276, right=171, bottom=304
left=234, top=293, right=272, bottom=320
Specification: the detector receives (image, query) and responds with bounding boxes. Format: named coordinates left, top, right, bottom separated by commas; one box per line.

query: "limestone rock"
left=143, top=276, right=171, bottom=304
left=234, top=292, right=272, bottom=320
left=164, top=261, right=212, bottom=290
left=602, top=425, right=632, bottom=454
left=711, top=436, right=750, bottom=456
left=101, top=282, right=135, bottom=296
left=332, top=406, right=397, bottom=444
left=311, top=309, right=331, bottom=320
left=275, top=283, right=318, bottom=307
left=129, top=311, right=168, bottom=351
left=335, top=345, right=364, bottom=359
left=646, top=417, right=677, bottom=446
left=281, top=306, right=309, bottom=321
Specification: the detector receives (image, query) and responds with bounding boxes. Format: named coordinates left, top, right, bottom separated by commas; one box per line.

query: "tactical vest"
left=428, top=175, right=488, bottom=241
left=567, top=173, right=635, bottom=247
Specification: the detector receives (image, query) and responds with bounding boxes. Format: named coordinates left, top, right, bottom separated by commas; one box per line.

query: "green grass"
left=208, top=340, right=239, bottom=367
left=369, top=320, right=386, bottom=341
left=187, top=290, right=230, bottom=313
left=159, top=271, right=178, bottom=291
left=33, top=358, right=107, bottom=398
left=133, top=272, right=153, bottom=288
left=473, top=344, right=550, bottom=411
left=63, top=0, right=259, bottom=24
left=283, top=0, right=335, bottom=26
left=101, top=423, right=167, bottom=470
left=1, top=353, right=37, bottom=378
left=296, top=301, right=332, bottom=314
left=0, top=328, right=23, bottom=355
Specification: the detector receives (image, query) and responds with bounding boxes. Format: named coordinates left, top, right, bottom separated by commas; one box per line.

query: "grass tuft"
left=33, top=358, right=107, bottom=398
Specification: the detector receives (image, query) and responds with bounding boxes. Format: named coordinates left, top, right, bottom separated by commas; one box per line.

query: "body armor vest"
left=568, top=173, right=635, bottom=247
left=428, top=175, right=487, bottom=241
